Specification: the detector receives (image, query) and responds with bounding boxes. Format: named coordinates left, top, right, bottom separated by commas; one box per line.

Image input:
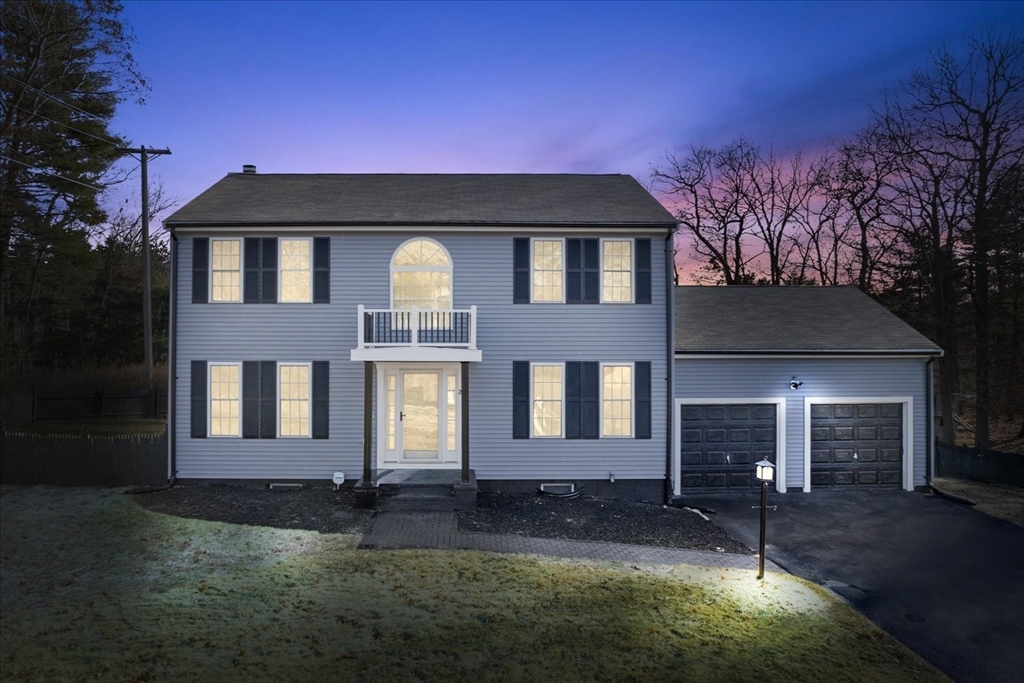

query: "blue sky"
left=110, top=0, right=1020, bottom=220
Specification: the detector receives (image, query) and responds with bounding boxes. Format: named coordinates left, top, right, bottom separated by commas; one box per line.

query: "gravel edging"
left=131, top=484, right=752, bottom=554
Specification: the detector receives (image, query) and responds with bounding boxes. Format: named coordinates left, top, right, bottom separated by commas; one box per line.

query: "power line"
left=1, top=73, right=106, bottom=123
left=10, top=103, right=123, bottom=148
left=0, top=155, right=103, bottom=191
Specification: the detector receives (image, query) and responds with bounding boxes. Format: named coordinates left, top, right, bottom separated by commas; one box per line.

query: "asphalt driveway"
left=683, top=488, right=1024, bottom=683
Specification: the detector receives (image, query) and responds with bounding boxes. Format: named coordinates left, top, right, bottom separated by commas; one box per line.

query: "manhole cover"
left=905, top=614, right=926, bottom=623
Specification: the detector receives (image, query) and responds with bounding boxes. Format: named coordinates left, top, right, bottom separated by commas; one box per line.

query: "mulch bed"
left=132, top=484, right=752, bottom=554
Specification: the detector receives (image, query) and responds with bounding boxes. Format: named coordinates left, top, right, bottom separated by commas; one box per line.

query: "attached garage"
left=673, top=286, right=942, bottom=495
left=809, top=402, right=903, bottom=487
left=679, top=403, right=779, bottom=490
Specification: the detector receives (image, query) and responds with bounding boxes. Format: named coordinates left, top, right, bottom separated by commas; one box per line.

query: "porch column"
left=363, top=361, right=373, bottom=484
left=461, top=361, right=470, bottom=484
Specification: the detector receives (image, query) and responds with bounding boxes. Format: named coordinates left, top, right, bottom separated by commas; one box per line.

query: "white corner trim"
left=803, top=396, right=914, bottom=493
left=674, top=397, right=788, bottom=495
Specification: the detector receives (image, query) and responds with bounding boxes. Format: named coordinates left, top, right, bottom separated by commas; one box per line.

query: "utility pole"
left=119, top=145, right=171, bottom=387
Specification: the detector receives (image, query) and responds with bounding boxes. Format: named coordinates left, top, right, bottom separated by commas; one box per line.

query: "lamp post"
left=755, top=458, right=775, bottom=580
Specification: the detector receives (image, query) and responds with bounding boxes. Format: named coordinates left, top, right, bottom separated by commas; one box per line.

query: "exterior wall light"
left=789, top=379, right=803, bottom=390
left=755, top=458, right=776, bottom=580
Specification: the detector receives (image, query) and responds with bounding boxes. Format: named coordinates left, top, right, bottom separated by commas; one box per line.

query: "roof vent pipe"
left=242, top=164, right=257, bottom=174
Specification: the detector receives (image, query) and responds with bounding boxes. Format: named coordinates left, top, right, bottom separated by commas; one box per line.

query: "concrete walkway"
left=357, top=511, right=783, bottom=573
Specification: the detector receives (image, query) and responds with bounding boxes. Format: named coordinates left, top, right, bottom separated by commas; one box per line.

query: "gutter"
left=167, top=232, right=178, bottom=485
left=675, top=349, right=944, bottom=357
left=665, top=226, right=677, bottom=504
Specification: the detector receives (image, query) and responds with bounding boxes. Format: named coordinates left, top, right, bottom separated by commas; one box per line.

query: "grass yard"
left=0, top=487, right=947, bottom=683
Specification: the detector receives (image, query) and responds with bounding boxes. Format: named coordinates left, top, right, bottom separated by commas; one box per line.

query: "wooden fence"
left=1, top=389, right=167, bottom=425
left=0, top=429, right=168, bottom=488
left=936, top=442, right=1024, bottom=488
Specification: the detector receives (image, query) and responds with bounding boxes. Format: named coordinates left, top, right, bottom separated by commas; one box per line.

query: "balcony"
left=351, top=305, right=482, bottom=362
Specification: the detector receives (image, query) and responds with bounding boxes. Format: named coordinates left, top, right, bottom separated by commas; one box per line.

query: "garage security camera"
left=789, top=380, right=804, bottom=390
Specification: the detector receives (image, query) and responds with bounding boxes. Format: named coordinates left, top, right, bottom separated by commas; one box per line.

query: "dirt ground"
left=931, top=477, right=1024, bottom=527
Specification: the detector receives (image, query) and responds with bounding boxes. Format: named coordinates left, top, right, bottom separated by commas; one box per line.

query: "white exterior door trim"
left=375, top=362, right=461, bottom=469
left=673, top=397, right=787, bottom=496
left=803, top=396, right=914, bottom=492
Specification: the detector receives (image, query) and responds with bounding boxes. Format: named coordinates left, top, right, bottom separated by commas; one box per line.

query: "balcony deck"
left=350, top=305, right=482, bottom=362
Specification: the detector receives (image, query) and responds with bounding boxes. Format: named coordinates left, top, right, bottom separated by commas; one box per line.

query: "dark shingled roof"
left=675, top=286, right=941, bottom=354
left=165, top=173, right=677, bottom=228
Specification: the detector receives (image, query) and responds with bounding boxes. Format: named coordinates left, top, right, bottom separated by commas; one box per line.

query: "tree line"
left=653, top=31, right=1024, bottom=449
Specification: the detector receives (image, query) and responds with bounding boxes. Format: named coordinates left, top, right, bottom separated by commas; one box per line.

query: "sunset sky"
left=111, top=0, right=1018, bottom=221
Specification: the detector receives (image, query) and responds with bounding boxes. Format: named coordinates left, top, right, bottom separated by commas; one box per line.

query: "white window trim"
left=599, top=362, right=635, bottom=438
left=599, top=238, right=635, bottom=304
left=208, top=362, right=241, bottom=438
left=530, top=362, right=565, bottom=438
left=530, top=237, right=566, bottom=304
left=278, top=237, right=313, bottom=304
left=209, top=238, right=242, bottom=303
left=374, top=362, right=462, bottom=468
left=803, top=396, right=913, bottom=493
left=277, top=362, right=313, bottom=438
left=389, top=237, right=454, bottom=311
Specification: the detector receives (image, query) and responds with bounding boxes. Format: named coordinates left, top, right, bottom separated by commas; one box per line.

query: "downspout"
left=167, top=232, right=178, bottom=485
left=925, top=356, right=935, bottom=486
left=664, top=226, right=676, bottom=503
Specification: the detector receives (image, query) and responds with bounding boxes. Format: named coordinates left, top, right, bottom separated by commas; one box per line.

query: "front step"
left=369, top=469, right=477, bottom=511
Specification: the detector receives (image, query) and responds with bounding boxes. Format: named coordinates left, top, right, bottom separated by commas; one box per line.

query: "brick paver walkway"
left=358, top=511, right=783, bottom=573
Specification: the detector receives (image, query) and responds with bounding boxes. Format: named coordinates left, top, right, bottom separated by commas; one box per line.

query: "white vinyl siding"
left=210, top=239, right=241, bottom=302
left=601, top=240, right=633, bottom=303
left=209, top=364, right=240, bottom=436
left=532, top=364, right=564, bottom=437
left=601, top=363, right=633, bottom=437
left=279, top=363, right=311, bottom=437
left=532, top=239, right=564, bottom=303
left=279, top=239, right=312, bottom=303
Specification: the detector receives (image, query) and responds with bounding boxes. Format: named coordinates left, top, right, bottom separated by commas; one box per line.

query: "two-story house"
left=165, top=169, right=942, bottom=505
left=164, top=171, right=678, bottom=506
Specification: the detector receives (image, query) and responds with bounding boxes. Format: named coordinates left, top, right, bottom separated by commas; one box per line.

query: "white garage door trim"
left=803, top=396, right=914, bottom=493
left=674, top=397, right=787, bottom=496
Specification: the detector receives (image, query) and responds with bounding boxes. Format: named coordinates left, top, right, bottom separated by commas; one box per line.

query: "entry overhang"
left=351, top=347, right=482, bottom=363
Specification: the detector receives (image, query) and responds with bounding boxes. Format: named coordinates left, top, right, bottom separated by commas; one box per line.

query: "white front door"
left=400, top=371, right=441, bottom=462
left=378, top=363, right=460, bottom=468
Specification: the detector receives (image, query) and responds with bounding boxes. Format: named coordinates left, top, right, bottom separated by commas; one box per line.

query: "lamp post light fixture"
left=755, top=458, right=775, bottom=580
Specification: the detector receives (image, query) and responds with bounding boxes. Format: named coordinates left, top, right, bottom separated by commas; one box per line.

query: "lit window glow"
left=602, top=240, right=632, bottom=302
left=279, top=364, right=310, bottom=437
left=532, top=364, right=563, bottom=437
left=601, top=364, right=632, bottom=437
left=211, top=239, right=241, bottom=302
left=532, top=240, right=563, bottom=302
left=209, top=364, right=239, bottom=436
left=280, top=239, right=312, bottom=302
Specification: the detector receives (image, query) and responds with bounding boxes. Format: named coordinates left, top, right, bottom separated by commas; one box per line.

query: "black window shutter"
left=261, top=238, right=277, bottom=303
left=242, top=361, right=260, bottom=438
left=313, top=237, right=330, bottom=303
left=581, top=361, right=599, bottom=439
left=636, top=361, right=651, bottom=439
left=512, top=361, right=530, bottom=439
left=566, top=362, right=581, bottom=439
left=190, top=360, right=207, bottom=438
left=513, top=238, right=530, bottom=304
left=192, top=238, right=209, bottom=304
left=583, top=239, right=599, bottom=304
left=566, top=239, right=582, bottom=304
left=260, top=360, right=276, bottom=438
left=636, top=238, right=652, bottom=304
left=312, top=361, right=329, bottom=438
left=244, top=239, right=260, bottom=303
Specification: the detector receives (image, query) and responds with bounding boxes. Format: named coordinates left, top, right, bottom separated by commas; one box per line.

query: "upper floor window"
left=532, top=239, right=564, bottom=303
left=211, top=239, right=241, bottom=302
left=391, top=238, right=452, bottom=310
left=601, top=240, right=633, bottom=303
left=280, top=238, right=312, bottom=302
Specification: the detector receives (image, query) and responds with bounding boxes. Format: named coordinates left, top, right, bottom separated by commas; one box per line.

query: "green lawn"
left=0, top=486, right=948, bottom=683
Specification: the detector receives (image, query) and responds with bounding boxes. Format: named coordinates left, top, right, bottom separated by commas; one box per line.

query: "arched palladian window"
left=390, top=238, right=453, bottom=310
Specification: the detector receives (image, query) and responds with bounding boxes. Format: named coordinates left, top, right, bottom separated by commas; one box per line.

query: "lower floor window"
left=279, top=364, right=311, bottom=437
left=601, top=364, right=633, bottom=437
left=210, top=364, right=240, bottom=436
left=532, top=364, right=564, bottom=437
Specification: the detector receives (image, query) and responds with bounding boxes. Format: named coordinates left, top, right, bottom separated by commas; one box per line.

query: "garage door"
left=810, top=403, right=902, bottom=487
left=679, top=404, right=776, bottom=490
